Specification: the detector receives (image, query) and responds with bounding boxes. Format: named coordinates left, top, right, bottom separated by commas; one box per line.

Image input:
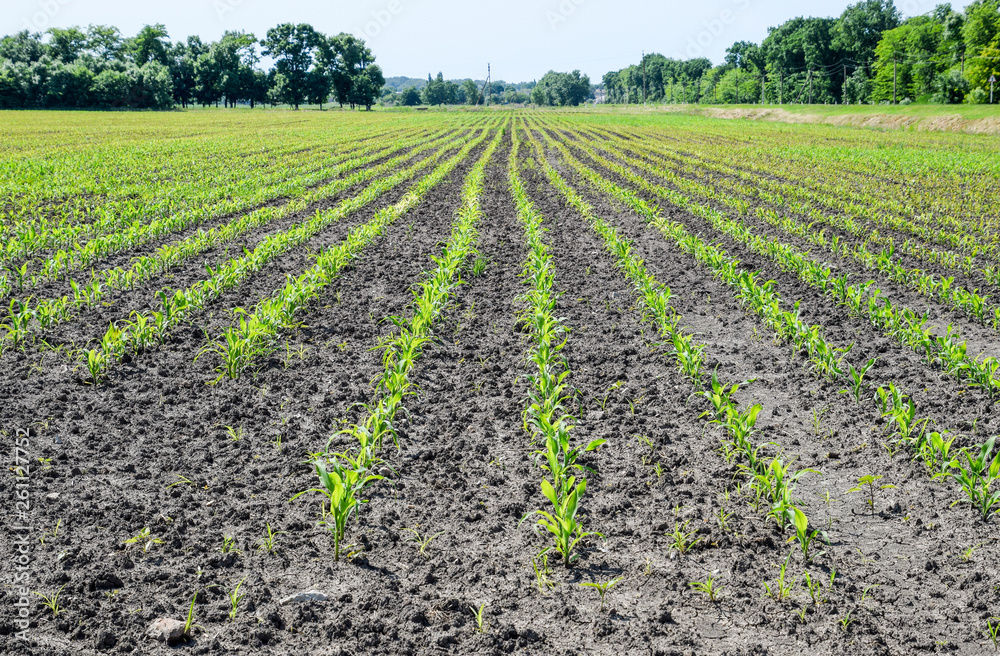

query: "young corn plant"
left=579, top=576, right=622, bottom=612
left=665, top=519, right=703, bottom=556
left=847, top=474, right=896, bottom=516
left=786, top=506, right=827, bottom=562
left=689, top=574, right=724, bottom=603
left=291, top=453, right=383, bottom=561
left=840, top=357, right=877, bottom=403
left=762, top=554, right=796, bottom=602
left=936, top=437, right=1000, bottom=520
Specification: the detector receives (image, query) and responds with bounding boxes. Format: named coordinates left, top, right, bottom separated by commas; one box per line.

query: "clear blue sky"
left=5, top=0, right=952, bottom=82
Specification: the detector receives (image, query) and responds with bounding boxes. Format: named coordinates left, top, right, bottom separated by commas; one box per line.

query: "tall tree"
left=461, top=78, right=480, bottom=105
left=85, top=25, right=122, bottom=62
left=833, top=0, right=902, bottom=64
left=261, top=23, right=321, bottom=110
left=0, top=31, right=47, bottom=64
left=129, top=24, right=170, bottom=65
left=46, top=27, right=88, bottom=62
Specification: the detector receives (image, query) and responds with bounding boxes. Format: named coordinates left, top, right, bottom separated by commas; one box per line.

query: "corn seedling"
left=936, top=437, right=1000, bottom=520
left=182, top=590, right=201, bottom=638
left=787, top=506, right=827, bottom=561
left=689, top=574, right=723, bottom=603
left=470, top=603, right=488, bottom=633
left=801, top=571, right=826, bottom=605
left=579, top=576, right=622, bottom=612
left=166, top=474, right=195, bottom=490
left=402, top=527, right=444, bottom=559
left=123, top=527, right=162, bottom=553
left=33, top=584, right=67, bottom=617
left=532, top=553, right=556, bottom=594
left=985, top=617, right=1000, bottom=651
left=847, top=474, right=896, bottom=516
left=227, top=578, right=247, bottom=621
left=666, top=519, right=702, bottom=556
left=221, top=534, right=241, bottom=555
left=762, top=553, right=796, bottom=602
left=39, top=519, right=61, bottom=544
left=256, top=523, right=285, bottom=554
left=840, top=357, right=877, bottom=403
left=962, top=544, right=981, bottom=562
left=291, top=452, right=384, bottom=561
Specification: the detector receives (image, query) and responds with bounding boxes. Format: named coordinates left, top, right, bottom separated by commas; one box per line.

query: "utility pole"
left=991, top=75, right=997, bottom=104
left=893, top=57, right=897, bottom=104
left=736, top=70, right=740, bottom=104
left=779, top=72, right=783, bottom=104
left=961, top=52, right=965, bottom=75
left=808, top=70, right=813, bottom=104
left=477, top=64, right=491, bottom=107
left=843, top=63, right=848, bottom=104
left=761, top=73, right=765, bottom=104
left=682, top=79, right=686, bottom=104
left=642, top=51, right=647, bottom=105
left=696, top=78, right=700, bottom=104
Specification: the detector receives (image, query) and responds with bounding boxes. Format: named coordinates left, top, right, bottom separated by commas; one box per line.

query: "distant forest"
left=0, top=23, right=385, bottom=110
left=603, top=0, right=1000, bottom=105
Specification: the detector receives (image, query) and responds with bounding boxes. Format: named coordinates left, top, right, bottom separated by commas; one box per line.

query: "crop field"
left=3, top=109, right=1000, bottom=655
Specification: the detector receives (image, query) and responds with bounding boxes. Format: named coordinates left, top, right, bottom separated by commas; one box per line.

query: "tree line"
left=394, top=70, right=592, bottom=107
left=0, top=23, right=385, bottom=110
left=602, top=0, right=1000, bottom=105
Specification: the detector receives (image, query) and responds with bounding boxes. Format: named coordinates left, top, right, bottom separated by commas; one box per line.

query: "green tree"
left=872, top=16, right=943, bottom=101
left=261, top=23, right=321, bottom=110
left=45, top=63, right=93, bottom=106
left=833, top=0, right=902, bottom=64
left=462, top=78, right=480, bottom=105
left=531, top=70, right=591, bottom=106
left=400, top=86, right=421, bottom=105
left=129, top=24, right=170, bottom=65
left=423, top=72, right=458, bottom=105
left=85, top=25, right=122, bottom=62
left=46, top=27, right=88, bottom=62
left=963, top=0, right=1000, bottom=54
left=167, top=36, right=205, bottom=108
left=0, top=31, right=47, bottom=64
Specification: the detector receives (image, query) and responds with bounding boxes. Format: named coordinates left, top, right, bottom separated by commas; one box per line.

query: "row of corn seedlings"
left=561, top=125, right=1000, bottom=331
left=591, top=119, right=999, bottom=262
left=0, top=121, right=399, bottom=270
left=545, top=125, right=1000, bottom=400
left=509, top=123, right=604, bottom=568
left=0, top=129, right=463, bottom=348
left=293, top=126, right=504, bottom=562
left=579, top=121, right=1000, bottom=273
left=525, top=124, right=825, bottom=558
left=0, top=124, right=447, bottom=302
left=541, top=125, right=1000, bottom=524
left=208, top=127, right=502, bottom=381
left=67, top=129, right=486, bottom=381
left=0, top=138, right=328, bottom=261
